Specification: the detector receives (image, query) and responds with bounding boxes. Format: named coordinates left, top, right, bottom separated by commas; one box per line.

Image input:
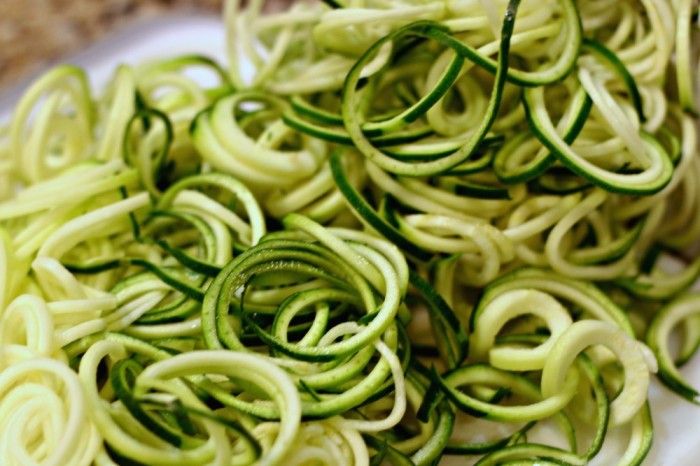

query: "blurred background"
left=0, top=0, right=225, bottom=88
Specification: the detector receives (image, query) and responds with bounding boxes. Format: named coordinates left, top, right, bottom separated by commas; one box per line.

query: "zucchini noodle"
left=1, top=0, right=699, bottom=464
left=0, top=295, right=100, bottom=466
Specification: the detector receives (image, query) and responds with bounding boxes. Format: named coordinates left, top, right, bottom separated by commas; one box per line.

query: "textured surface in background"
left=0, top=0, right=224, bottom=87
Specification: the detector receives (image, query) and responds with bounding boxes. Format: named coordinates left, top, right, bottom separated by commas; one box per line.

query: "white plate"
left=1, top=15, right=699, bottom=466
left=0, top=15, right=227, bottom=124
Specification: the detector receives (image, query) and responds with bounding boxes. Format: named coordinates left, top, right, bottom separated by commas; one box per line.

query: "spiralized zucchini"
left=1, top=0, right=700, bottom=464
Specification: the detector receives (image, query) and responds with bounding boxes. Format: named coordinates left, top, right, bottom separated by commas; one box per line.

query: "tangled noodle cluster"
left=1, top=0, right=700, bottom=464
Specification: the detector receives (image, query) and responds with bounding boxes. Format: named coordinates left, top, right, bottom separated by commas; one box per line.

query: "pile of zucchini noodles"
left=2, top=0, right=700, bottom=464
